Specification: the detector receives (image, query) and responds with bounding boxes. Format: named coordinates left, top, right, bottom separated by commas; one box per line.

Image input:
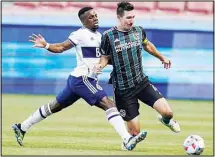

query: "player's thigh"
left=137, top=83, right=163, bottom=108
left=74, top=76, right=107, bottom=106
left=114, top=90, right=139, bottom=122
left=56, top=75, right=80, bottom=108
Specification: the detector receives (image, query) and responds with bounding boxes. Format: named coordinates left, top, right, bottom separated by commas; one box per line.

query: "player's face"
left=118, top=10, right=135, bottom=31
left=84, top=9, right=99, bottom=31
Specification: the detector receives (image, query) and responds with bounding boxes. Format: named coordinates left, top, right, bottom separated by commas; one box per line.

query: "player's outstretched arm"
left=29, top=34, right=74, bottom=53
left=143, top=41, right=171, bottom=69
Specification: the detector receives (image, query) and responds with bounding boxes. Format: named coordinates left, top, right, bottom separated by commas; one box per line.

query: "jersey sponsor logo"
left=115, top=40, right=141, bottom=53
left=82, top=47, right=101, bottom=58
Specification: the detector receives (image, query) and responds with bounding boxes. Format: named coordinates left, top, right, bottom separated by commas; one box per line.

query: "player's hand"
left=93, top=64, right=103, bottom=74
left=29, top=34, right=47, bottom=48
left=161, top=57, right=171, bottom=69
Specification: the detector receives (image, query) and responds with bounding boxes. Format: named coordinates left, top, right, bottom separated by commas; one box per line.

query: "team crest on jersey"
left=96, top=83, right=103, bottom=90
left=119, top=109, right=126, bottom=117
left=134, top=32, right=139, bottom=40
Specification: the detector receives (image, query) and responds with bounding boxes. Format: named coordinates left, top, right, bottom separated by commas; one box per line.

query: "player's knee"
left=49, top=100, right=64, bottom=113
left=98, top=97, right=115, bottom=110
left=104, top=100, right=115, bottom=110
left=163, top=111, right=173, bottom=119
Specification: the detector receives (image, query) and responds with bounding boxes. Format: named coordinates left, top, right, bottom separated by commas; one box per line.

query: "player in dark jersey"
left=11, top=6, right=147, bottom=151
left=94, top=2, right=180, bottom=149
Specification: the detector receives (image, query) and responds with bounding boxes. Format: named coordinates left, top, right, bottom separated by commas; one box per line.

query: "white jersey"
left=68, top=27, right=102, bottom=79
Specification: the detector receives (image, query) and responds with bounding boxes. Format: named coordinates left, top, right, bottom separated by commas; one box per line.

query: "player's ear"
left=117, top=15, right=121, bottom=20
left=79, top=14, right=86, bottom=24
left=81, top=18, right=86, bottom=25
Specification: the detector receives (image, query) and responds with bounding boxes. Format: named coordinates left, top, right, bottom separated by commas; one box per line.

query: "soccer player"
left=94, top=2, right=180, bottom=149
left=12, top=7, right=147, bottom=151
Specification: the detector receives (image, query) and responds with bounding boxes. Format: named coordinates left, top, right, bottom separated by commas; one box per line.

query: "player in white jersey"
left=12, top=7, right=147, bottom=151
left=69, top=26, right=102, bottom=78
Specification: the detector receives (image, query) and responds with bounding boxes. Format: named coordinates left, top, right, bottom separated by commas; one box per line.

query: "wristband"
left=45, top=43, right=50, bottom=49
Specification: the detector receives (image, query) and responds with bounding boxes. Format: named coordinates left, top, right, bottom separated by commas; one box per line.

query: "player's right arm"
left=29, top=34, right=74, bottom=53
left=93, top=32, right=111, bottom=74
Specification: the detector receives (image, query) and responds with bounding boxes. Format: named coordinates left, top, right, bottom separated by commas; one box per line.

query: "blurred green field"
left=2, top=94, right=214, bottom=155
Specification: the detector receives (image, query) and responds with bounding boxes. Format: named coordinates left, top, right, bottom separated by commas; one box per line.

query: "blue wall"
left=2, top=24, right=213, bottom=99
left=2, top=24, right=213, bottom=48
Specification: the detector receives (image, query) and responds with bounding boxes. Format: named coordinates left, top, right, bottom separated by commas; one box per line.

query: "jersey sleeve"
left=139, top=26, right=148, bottom=45
left=100, top=33, right=111, bottom=56
left=68, top=31, right=79, bottom=45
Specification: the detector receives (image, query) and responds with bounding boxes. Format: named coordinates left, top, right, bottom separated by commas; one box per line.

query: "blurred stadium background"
left=2, top=1, right=214, bottom=156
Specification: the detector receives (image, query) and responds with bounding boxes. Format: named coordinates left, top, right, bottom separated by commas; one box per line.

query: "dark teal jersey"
left=100, top=26, right=148, bottom=90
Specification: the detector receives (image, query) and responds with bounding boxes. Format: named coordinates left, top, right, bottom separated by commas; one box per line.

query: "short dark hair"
left=78, top=7, right=93, bottom=20
left=117, top=2, right=134, bottom=17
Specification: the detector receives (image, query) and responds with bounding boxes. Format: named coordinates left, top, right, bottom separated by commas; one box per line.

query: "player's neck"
left=84, top=26, right=97, bottom=33
left=116, top=25, right=132, bottom=32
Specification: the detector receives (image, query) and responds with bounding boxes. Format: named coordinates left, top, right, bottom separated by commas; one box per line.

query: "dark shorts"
left=114, top=77, right=163, bottom=121
left=56, top=75, right=107, bottom=107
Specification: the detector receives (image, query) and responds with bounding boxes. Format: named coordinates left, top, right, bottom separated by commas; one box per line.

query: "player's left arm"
left=143, top=40, right=164, bottom=61
left=141, top=28, right=171, bottom=69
